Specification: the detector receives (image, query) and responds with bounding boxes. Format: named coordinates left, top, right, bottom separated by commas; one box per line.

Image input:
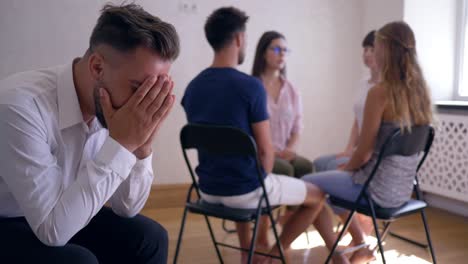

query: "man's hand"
left=99, top=74, right=174, bottom=154
left=133, top=77, right=175, bottom=159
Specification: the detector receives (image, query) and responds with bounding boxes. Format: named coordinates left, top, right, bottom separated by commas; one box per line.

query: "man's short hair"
left=89, top=3, right=180, bottom=61
left=204, top=7, right=249, bottom=51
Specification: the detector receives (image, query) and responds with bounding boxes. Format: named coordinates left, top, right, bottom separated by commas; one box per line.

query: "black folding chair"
left=221, top=207, right=312, bottom=245
left=325, top=125, right=437, bottom=264
left=173, top=124, right=286, bottom=264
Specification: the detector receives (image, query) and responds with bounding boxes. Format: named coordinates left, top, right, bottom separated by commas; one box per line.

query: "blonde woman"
left=302, top=21, right=433, bottom=264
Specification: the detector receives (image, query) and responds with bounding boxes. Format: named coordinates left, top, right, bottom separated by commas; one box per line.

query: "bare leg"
left=336, top=213, right=375, bottom=264
left=313, top=207, right=350, bottom=264
left=350, top=247, right=376, bottom=264
left=236, top=222, right=252, bottom=264
left=278, top=208, right=294, bottom=226
left=256, top=215, right=271, bottom=250
left=264, top=183, right=325, bottom=262
left=236, top=218, right=271, bottom=264
left=337, top=212, right=366, bottom=246
left=357, top=214, right=374, bottom=236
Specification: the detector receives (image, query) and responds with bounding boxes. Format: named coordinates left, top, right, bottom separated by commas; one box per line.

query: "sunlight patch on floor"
left=290, top=230, right=431, bottom=264
left=370, top=250, right=432, bottom=264
left=290, top=229, right=379, bottom=250
left=290, top=230, right=354, bottom=250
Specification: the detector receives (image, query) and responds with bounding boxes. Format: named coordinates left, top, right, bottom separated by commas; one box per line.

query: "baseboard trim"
left=144, top=184, right=468, bottom=218
left=144, top=183, right=191, bottom=210
left=425, top=192, right=468, bottom=217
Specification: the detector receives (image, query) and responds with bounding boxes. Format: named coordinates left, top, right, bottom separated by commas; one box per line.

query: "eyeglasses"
left=268, top=46, right=291, bottom=55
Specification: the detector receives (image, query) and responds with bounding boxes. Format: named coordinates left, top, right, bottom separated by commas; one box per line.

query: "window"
left=456, top=0, right=468, bottom=100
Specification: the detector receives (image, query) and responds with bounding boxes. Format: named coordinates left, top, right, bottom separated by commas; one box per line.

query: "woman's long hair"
left=252, top=31, right=286, bottom=78
left=377, top=21, right=433, bottom=130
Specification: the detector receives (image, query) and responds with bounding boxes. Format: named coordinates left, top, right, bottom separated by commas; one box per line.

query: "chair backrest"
left=359, top=125, right=435, bottom=202
left=179, top=124, right=265, bottom=199
left=380, top=125, right=433, bottom=158
left=180, top=124, right=257, bottom=156
left=377, top=125, right=435, bottom=172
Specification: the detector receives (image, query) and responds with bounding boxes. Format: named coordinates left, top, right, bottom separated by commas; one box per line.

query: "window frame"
left=454, top=0, right=468, bottom=100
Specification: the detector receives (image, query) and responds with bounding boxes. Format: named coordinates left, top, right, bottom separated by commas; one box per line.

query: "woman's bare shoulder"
left=367, top=83, right=387, bottom=102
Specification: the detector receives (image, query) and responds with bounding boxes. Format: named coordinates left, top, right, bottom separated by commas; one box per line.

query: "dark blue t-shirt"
left=181, top=68, right=269, bottom=196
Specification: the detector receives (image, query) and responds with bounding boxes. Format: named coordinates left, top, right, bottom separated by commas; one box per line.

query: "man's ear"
left=235, top=32, right=243, bottom=48
left=88, top=52, right=105, bottom=81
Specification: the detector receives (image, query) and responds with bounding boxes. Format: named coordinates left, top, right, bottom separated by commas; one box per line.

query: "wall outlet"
left=178, top=1, right=197, bottom=14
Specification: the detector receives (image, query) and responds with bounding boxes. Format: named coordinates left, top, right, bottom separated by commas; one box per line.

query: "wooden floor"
left=141, top=205, right=468, bottom=264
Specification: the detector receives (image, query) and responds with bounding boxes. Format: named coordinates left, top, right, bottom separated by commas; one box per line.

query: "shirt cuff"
left=135, top=153, right=154, bottom=174
left=96, top=136, right=137, bottom=179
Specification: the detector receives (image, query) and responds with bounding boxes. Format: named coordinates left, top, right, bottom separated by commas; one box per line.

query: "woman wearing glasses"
left=252, top=31, right=314, bottom=228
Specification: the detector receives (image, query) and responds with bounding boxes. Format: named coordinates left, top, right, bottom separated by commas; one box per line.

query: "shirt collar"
left=57, top=59, right=85, bottom=130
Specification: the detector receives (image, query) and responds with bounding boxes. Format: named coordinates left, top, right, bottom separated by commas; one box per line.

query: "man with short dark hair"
left=0, top=4, right=179, bottom=264
left=182, top=6, right=325, bottom=263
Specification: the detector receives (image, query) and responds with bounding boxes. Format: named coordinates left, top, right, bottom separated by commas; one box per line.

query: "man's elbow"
left=111, top=203, right=142, bottom=218
left=35, top=224, right=69, bottom=247
left=258, top=150, right=274, bottom=163
left=115, top=209, right=139, bottom=218
left=41, top=238, right=68, bottom=247
left=258, top=144, right=274, bottom=159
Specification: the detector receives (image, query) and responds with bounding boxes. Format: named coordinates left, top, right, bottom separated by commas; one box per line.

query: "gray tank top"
left=352, top=122, right=419, bottom=208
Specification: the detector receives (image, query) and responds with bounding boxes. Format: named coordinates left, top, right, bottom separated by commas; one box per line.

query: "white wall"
left=404, top=0, right=458, bottom=101
left=359, top=0, right=404, bottom=78
left=361, top=0, right=404, bottom=34
left=0, top=0, right=363, bottom=184
left=0, top=1, right=101, bottom=75
left=360, top=0, right=458, bottom=101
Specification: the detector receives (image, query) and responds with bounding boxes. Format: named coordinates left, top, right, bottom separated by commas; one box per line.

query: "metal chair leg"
left=421, top=209, right=437, bottom=264
left=222, top=219, right=237, bottom=233
left=381, top=219, right=429, bottom=249
left=247, top=208, right=262, bottom=264
left=268, top=209, right=286, bottom=264
left=325, top=210, right=357, bottom=264
left=389, top=231, right=429, bottom=248
left=380, top=221, right=392, bottom=241
left=369, top=201, right=386, bottom=264
left=379, top=220, right=430, bottom=249
left=173, top=207, right=189, bottom=264
left=204, top=215, right=224, bottom=263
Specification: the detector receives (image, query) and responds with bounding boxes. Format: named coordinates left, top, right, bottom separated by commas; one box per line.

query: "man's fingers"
left=127, top=75, right=158, bottom=106
left=139, top=75, right=167, bottom=109
left=139, top=95, right=175, bottom=151
left=146, top=79, right=173, bottom=115
left=99, top=88, right=115, bottom=120
left=152, top=94, right=175, bottom=124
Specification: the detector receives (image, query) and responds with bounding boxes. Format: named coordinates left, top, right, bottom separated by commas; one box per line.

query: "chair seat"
left=329, top=196, right=427, bottom=221
left=187, top=200, right=280, bottom=222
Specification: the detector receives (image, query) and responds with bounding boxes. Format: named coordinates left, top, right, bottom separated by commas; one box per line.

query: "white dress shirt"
left=0, top=62, right=154, bottom=246
left=353, top=79, right=373, bottom=131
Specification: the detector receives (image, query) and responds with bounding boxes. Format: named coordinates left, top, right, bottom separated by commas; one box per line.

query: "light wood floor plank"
left=141, top=206, right=468, bottom=264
